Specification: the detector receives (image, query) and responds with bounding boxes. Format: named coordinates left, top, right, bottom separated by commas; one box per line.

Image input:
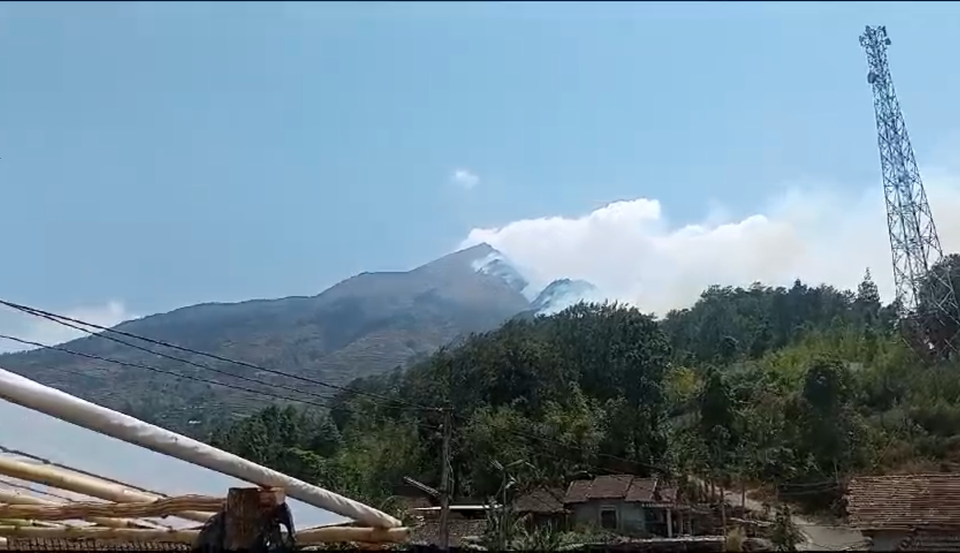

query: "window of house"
left=600, top=507, right=618, bottom=530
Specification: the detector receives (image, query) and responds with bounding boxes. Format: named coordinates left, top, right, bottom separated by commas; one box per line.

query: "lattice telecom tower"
left=860, top=25, right=960, bottom=358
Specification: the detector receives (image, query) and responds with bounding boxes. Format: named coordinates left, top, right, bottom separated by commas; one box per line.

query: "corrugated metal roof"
left=847, top=473, right=960, bottom=531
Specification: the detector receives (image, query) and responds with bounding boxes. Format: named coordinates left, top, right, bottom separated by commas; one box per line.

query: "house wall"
left=569, top=501, right=648, bottom=536
left=527, top=512, right=567, bottom=531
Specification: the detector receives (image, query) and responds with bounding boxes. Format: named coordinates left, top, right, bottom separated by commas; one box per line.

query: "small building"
left=846, top=473, right=960, bottom=551
left=562, top=474, right=693, bottom=538
left=513, top=487, right=568, bottom=530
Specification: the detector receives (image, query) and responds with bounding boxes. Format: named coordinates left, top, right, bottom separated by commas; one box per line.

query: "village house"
left=564, top=474, right=692, bottom=537
left=846, top=473, right=960, bottom=551
left=396, top=473, right=709, bottom=544
left=513, top=474, right=701, bottom=538
left=512, top=486, right=568, bottom=529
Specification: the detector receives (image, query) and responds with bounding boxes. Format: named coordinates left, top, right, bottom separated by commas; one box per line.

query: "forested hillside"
left=203, top=256, right=960, bottom=514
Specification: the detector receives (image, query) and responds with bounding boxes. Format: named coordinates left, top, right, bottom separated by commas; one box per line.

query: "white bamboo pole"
left=0, top=367, right=401, bottom=528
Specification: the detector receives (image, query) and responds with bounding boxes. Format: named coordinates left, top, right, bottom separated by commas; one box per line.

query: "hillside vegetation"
left=207, top=255, right=960, bottom=514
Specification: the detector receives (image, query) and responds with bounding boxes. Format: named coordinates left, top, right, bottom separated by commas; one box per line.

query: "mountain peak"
left=413, top=243, right=497, bottom=273
left=531, top=278, right=601, bottom=315
left=409, top=243, right=529, bottom=296
left=460, top=242, right=497, bottom=256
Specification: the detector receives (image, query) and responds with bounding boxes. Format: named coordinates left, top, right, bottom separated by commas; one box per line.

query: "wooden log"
left=0, top=457, right=212, bottom=522
left=223, top=487, right=284, bottom=551
left=0, top=494, right=224, bottom=521
left=0, top=524, right=410, bottom=545
left=223, top=488, right=260, bottom=551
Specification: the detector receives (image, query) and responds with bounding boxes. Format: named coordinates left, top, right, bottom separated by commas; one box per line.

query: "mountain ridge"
left=0, top=243, right=601, bottom=432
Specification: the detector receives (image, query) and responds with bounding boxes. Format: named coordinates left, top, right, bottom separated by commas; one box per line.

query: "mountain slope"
left=0, top=243, right=531, bottom=431
left=531, top=279, right=602, bottom=315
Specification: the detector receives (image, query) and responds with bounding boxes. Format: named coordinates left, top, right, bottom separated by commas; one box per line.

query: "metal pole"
left=439, top=407, right=451, bottom=551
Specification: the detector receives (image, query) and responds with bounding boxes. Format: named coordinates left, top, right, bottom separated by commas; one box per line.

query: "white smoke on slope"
left=460, top=170, right=960, bottom=316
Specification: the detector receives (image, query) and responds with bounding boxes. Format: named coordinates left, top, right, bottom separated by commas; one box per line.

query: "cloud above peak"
left=451, top=168, right=480, bottom=190
left=460, top=171, right=960, bottom=315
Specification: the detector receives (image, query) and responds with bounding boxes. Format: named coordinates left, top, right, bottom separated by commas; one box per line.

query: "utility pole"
left=720, top=477, right=727, bottom=541
left=439, top=406, right=452, bottom=551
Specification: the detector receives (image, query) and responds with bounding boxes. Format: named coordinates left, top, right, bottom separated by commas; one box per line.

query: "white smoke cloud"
left=460, top=169, right=960, bottom=315
left=0, top=301, right=134, bottom=354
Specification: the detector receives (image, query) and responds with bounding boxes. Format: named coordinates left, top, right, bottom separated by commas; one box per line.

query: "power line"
left=0, top=331, right=448, bottom=443
left=0, top=299, right=434, bottom=412
left=0, top=333, right=334, bottom=410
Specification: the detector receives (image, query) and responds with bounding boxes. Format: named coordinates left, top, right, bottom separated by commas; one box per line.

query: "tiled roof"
left=624, top=477, right=658, bottom=502
left=847, top=473, right=960, bottom=531
left=564, top=475, right=670, bottom=504
left=513, top=487, right=566, bottom=514
left=565, top=479, right=594, bottom=503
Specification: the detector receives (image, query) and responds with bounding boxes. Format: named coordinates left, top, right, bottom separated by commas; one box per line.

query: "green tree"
left=770, top=504, right=803, bottom=551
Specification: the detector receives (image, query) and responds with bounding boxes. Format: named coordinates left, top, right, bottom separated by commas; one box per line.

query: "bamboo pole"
left=0, top=495, right=224, bottom=521
left=0, top=445, right=168, bottom=498
left=0, top=489, right=168, bottom=530
left=0, top=519, right=65, bottom=528
left=0, top=367, right=401, bottom=528
left=0, top=457, right=213, bottom=523
left=0, top=477, right=76, bottom=503
left=0, top=525, right=411, bottom=545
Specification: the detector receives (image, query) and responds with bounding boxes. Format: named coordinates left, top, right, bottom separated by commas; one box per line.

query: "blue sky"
left=4, top=1, right=960, bottom=342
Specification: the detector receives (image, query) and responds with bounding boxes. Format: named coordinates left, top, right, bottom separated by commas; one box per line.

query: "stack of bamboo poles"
left=0, top=455, right=409, bottom=549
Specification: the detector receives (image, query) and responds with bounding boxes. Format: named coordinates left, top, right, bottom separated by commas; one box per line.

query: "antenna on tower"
left=860, top=25, right=960, bottom=360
